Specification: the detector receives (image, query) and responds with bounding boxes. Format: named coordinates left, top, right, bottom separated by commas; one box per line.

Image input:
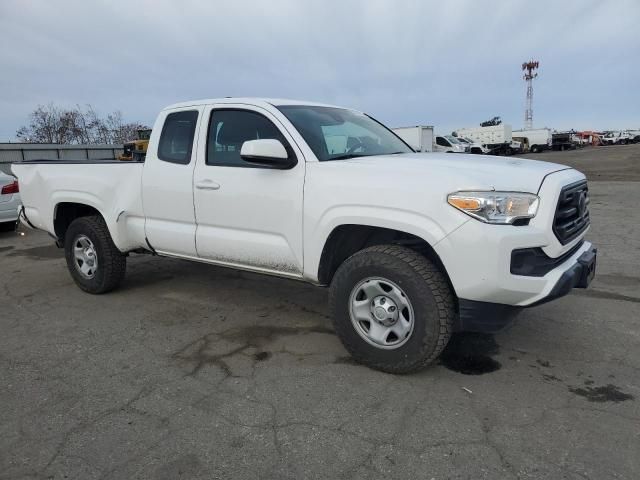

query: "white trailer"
left=392, top=126, right=434, bottom=152
left=454, top=125, right=512, bottom=145
left=453, top=125, right=517, bottom=155
left=513, top=129, right=552, bottom=153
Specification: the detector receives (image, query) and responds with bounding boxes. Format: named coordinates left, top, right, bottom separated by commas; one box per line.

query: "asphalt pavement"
left=1, top=145, right=639, bottom=479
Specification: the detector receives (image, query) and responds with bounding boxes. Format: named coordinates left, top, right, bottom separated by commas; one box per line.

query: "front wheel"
left=329, top=245, right=455, bottom=373
left=64, top=215, right=126, bottom=294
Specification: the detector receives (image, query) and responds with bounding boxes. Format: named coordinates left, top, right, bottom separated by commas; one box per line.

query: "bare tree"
left=16, top=103, right=149, bottom=144
left=480, top=116, right=502, bottom=127
left=104, top=111, right=147, bottom=145
left=17, top=104, right=60, bottom=143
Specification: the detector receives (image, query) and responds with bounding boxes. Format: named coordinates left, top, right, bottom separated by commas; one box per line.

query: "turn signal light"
left=448, top=196, right=481, bottom=211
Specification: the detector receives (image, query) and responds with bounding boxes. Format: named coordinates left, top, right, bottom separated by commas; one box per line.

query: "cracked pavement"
left=1, top=146, right=639, bottom=479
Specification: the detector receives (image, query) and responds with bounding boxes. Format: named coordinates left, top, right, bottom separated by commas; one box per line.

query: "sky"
left=1, top=0, right=639, bottom=141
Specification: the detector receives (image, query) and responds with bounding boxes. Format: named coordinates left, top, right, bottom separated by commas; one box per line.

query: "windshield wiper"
left=327, top=151, right=409, bottom=161
left=326, top=153, right=370, bottom=161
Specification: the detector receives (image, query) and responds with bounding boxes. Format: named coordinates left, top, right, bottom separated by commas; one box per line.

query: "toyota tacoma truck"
left=12, top=98, right=597, bottom=373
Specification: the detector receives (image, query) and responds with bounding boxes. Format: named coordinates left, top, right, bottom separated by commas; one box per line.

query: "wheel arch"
left=53, top=201, right=105, bottom=245
left=316, top=224, right=454, bottom=294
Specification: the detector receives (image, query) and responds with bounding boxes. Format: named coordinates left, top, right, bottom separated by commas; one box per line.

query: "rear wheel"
left=64, top=215, right=126, bottom=294
left=329, top=245, right=455, bottom=373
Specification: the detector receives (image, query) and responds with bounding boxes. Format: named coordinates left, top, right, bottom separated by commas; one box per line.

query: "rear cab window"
left=157, top=110, right=199, bottom=164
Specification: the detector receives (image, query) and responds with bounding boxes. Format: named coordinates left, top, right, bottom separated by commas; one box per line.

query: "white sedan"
left=0, top=171, right=20, bottom=225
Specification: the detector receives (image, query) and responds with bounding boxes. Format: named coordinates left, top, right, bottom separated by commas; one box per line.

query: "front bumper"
left=456, top=246, right=597, bottom=332
left=434, top=168, right=591, bottom=307
left=529, top=246, right=596, bottom=305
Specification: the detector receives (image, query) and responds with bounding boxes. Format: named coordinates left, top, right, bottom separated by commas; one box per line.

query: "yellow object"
left=448, top=196, right=481, bottom=211
left=118, top=129, right=151, bottom=161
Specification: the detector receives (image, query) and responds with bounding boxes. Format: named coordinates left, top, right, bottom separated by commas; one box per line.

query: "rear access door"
left=142, top=106, right=203, bottom=256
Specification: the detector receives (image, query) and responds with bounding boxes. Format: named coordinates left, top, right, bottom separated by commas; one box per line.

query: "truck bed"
left=11, top=159, right=147, bottom=252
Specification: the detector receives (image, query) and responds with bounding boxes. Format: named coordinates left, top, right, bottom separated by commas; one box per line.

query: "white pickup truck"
left=601, top=131, right=631, bottom=145
left=13, top=98, right=597, bottom=373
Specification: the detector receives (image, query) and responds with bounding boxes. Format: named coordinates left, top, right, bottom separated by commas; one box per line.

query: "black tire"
left=64, top=215, right=126, bottom=294
left=329, top=245, right=455, bottom=374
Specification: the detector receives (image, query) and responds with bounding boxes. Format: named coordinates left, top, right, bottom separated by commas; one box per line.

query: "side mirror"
left=240, top=139, right=296, bottom=169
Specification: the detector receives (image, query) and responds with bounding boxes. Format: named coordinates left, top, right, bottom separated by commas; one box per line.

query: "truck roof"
left=163, top=97, right=346, bottom=111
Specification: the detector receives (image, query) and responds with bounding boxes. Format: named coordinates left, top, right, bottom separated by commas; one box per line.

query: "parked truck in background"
left=391, top=126, right=434, bottom=152
left=391, top=128, right=468, bottom=154
left=513, top=128, right=552, bottom=153
left=12, top=97, right=597, bottom=374
left=118, top=129, right=152, bottom=161
left=551, top=132, right=578, bottom=151
left=601, top=131, right=632, bottom=145
left=454, top=136, right=490, bottom=154
left=453, top=124, right=518, bottom=155
left=626, top=130, right=640, bottom=143
left=434, top=135, right=468, bottom=153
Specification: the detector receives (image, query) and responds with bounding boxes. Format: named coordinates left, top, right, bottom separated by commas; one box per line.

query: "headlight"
left=447, top=191, right=539, bottom=224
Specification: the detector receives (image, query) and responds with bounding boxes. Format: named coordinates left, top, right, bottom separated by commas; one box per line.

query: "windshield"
left=277, top=105, right=412, bottom=161
left=445, top=135, right=461, bottom=144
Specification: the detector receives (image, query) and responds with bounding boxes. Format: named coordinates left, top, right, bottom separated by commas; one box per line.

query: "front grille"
left=553, top=180, right=590, bottom=244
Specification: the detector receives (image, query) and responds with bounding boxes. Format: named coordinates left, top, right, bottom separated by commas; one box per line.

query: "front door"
left=192, top=104, right=305, bottom=277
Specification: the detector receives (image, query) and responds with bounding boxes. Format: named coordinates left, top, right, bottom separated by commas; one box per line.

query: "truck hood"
left=338, top=152, right=571, bottom=193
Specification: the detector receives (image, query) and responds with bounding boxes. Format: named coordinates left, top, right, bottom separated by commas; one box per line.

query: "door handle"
left=195, top=180, right=220, bottom=190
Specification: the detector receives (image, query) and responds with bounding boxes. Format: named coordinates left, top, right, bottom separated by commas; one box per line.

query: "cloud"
left=1, top=0, right=638, bottom=140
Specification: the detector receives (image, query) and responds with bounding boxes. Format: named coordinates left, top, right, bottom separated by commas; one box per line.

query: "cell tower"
left=522, top=60, right=539, bottom=130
